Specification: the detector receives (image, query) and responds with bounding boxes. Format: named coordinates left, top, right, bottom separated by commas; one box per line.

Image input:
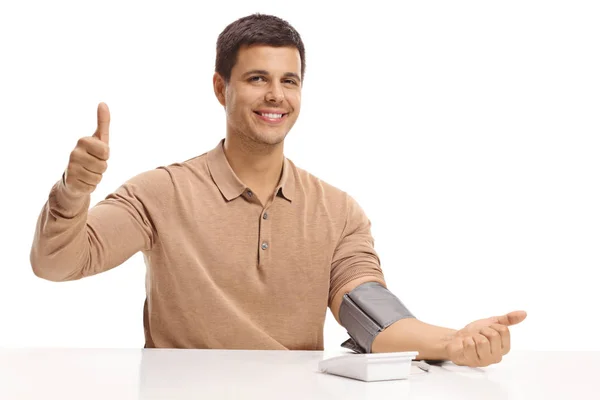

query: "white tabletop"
left=1, top=348, right=598, bottom=399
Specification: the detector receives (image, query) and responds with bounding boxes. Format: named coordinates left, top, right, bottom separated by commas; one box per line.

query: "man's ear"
left=213, top=72, right=226, bottom=107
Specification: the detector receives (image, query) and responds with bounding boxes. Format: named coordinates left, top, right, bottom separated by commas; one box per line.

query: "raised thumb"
left=93, top=102, right=110, bottom=144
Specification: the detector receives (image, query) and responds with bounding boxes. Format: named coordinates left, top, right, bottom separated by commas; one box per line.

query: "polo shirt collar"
left=277, top=156, right=295, bottom=202
left=207, top=139, right=295, bottom=202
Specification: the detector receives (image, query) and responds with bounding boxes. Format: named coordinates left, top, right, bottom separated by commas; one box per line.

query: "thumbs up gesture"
left=63, top=102, right=111, bottom=197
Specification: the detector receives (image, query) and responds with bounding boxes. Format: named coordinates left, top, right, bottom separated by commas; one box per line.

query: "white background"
left=0, top=0, right=598, bottom=352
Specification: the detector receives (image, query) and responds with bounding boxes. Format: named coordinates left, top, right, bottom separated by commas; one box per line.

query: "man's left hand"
left=445, top=310, right=527, bottom=367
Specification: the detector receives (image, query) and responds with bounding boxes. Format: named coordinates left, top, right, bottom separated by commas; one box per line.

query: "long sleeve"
left=328, top=194, right=386, bottom=307
left=30, top=169, right=164, bottom=282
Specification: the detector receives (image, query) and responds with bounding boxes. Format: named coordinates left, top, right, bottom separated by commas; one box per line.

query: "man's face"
left=215, top=45, right=302, bottom=146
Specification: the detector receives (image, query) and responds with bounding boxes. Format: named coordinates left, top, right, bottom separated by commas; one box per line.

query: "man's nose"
left=265, top=82, right=284, bottom=103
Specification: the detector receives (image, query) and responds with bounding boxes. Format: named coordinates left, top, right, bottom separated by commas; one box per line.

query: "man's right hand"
left=63, top=102, right=111, bottom=196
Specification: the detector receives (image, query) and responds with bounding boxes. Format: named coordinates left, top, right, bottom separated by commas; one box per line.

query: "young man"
left=30, top=13, right=526, bottom=367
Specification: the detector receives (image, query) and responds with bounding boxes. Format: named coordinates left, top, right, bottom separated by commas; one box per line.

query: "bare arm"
left=330, top=277, right=456, bottom=360
left=328, top=194, right=526, bottom=366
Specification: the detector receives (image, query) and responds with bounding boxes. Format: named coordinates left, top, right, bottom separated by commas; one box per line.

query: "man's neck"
left=223, top=132, right=285, bottom=203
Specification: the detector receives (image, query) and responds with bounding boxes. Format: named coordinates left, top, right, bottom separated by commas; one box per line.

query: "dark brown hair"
left=215, top=13, right=306, bottom=84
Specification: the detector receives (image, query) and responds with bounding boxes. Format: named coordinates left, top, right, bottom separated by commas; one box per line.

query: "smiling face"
left=213, top=44, right=302, bottom=146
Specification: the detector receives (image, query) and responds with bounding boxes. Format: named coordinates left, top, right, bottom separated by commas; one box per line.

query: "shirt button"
left=247, top=190, right=253, bottom=197
left=263, top=212, right=268, bottom=220
left=261, top=242, right=268, bottom=250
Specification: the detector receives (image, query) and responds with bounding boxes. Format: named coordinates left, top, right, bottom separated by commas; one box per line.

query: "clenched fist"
left=63, top=102, right=110, bottom=196
left=445, top=310, right=527, bottom=367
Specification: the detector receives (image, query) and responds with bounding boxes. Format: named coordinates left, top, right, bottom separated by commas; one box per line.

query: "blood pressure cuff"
left=339, top=281, right=415, bottom=353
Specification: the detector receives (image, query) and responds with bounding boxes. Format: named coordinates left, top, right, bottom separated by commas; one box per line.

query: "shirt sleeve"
left=328, top=193, right=386, bottom=307
left=30, top=168, right=169, bottom=281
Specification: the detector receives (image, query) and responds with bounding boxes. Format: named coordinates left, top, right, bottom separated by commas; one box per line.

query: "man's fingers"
left=77, top=136, right=110, bottom=161
left=496, top=311, right=527, bottom=327
left=93, top=102, right=110, bottom=144
left=462, top=336, right=480, bottom=367
left=490, top=323, right=511, bottom=354
left=69, top=150, right=108, bottom=174
left=451, top=328, right=507, bottom=367
left=64, top=166, right=101, bottom=194
left=480, top=326, right=503, bottom=362
left=78, top=166, right=103, bottom=186
left=473, top=334, right=491, bottom=365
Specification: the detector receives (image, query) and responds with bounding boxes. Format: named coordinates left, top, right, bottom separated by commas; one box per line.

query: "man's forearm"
left=371, top=317, right=457, bottom=360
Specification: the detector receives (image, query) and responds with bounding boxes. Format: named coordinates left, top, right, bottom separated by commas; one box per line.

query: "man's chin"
left=248, top=132, right=288, bottom=146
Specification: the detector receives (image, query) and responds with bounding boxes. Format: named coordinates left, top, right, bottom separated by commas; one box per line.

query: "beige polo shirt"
left=31, top=139, right=386, bottom=350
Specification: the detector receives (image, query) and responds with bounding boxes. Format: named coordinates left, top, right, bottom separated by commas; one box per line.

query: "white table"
left=1, top=348, right=598, bottom=399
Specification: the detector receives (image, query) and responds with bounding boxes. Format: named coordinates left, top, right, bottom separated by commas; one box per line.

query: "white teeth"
left=260, top=113, right=283, bottom=119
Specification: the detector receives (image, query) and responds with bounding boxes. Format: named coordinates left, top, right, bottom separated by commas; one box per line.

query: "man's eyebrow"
left=242, top=70, right=301, bottom=81
left=242, top=69, right=269, bottom=77
left=283, top=72, right=302, bottom=82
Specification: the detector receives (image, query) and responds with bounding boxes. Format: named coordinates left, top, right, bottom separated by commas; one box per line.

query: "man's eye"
left=284, top=79, right=298, bottom=85
left=249, top=76, right=265, bottom=82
